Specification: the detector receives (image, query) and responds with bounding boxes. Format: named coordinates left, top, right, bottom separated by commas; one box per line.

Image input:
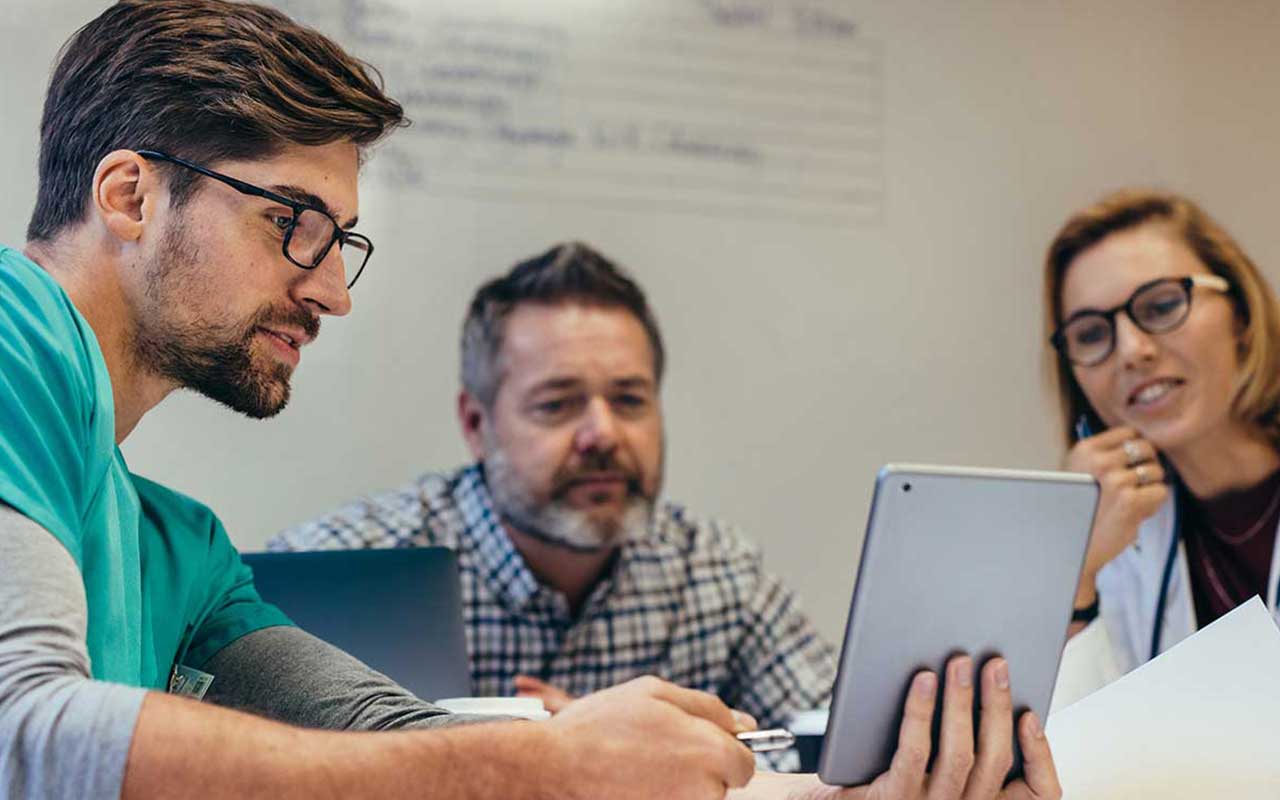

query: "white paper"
left=1046, top=597, right=1280, bottom=798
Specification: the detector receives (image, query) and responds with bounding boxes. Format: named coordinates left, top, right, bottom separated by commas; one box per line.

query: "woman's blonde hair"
left=1044, top=189, right=1280, bottom=449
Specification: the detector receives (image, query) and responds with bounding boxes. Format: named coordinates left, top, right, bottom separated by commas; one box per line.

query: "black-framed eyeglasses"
left=136, top=150, right=373, bottom=289
left=1051, top=274, right=1231, bottom=367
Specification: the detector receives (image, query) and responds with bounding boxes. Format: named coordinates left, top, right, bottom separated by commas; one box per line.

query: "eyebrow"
left=612, top=376, right=655, bottom=391
left=525, top=375, right=655, bottom=395
left=268, top=183, right=359, bottom=229
left=526, top=377, right=583, bottom=395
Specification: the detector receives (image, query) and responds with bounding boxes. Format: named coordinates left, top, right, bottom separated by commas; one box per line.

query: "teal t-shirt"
left=0, top=246, right=290, bottom=689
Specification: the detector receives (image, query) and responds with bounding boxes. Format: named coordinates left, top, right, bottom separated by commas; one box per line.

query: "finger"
left=1013, top=712, right=1060, bottom=799
left=689, top=715, right=757, bottom=790
left=513, top=674, right=549, bottom=691
left=1133, top=482, right=1170, bottom=511
left=645, top=678, right=741, bottom=733
left=965, top=658, right=1014, bottom=799
left=1075, top=425, right=1136, bottom=447
left=1094, top=442, right=1158, bottom=477
left=883, top=671, right=936, bottom=798
left=732, top=709, right=758, bottom=733
left=929, top=656, right=975, bottom=799
left=1103, top=465, right=1167, bottom=504
left=724, top=733, right=758, bottom=789
left=1068, top=431, right=1142, bottom=477
left=1099, top=460, right=1166, bottom=494
left=1118, top=436, right=1158, bottom=466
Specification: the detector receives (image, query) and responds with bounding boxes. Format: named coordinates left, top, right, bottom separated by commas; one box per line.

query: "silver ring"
left=1134, top=464, right=1153, bottom=486
left=1123, top=439, right=1144, bottom=467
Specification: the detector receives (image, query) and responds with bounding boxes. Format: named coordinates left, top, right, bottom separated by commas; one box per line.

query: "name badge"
left=169, top=664, right=215, bottom=700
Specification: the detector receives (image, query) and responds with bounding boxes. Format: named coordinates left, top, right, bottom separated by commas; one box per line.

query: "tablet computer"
left=818, top=464, right=1097, bottom=786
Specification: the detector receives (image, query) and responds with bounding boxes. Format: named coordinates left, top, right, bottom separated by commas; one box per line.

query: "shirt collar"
left=453, top=464, right=544, bottom=610
left=453, top=463, right=658, bottom=619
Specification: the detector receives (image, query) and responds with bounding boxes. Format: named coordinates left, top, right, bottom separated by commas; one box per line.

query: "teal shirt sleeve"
left=0, top=249, right=107, bottom=563
left=130, top=475, right=293, bottom=682
left=185, top=523, right=296, bottom=670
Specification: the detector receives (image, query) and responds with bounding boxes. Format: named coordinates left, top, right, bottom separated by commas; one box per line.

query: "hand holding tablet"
left=819, top=465, right=1097, bottom=787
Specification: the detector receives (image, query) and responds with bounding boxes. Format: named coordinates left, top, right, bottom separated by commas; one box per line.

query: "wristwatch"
left=1071, top=596, right=1100, bottom=624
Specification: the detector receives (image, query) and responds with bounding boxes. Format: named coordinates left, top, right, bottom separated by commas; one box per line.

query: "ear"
left=91, top=150, right=165, bottom=244
left=457, top=390, right=489, bottom=461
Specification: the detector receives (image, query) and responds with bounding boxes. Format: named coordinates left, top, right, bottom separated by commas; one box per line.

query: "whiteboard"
left=3, top=0, right=1280, bottom=642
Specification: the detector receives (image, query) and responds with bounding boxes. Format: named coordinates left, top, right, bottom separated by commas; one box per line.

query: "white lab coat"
left=1052, top=492, right=1280, bottom=712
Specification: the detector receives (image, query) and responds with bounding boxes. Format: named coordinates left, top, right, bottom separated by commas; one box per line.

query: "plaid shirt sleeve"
left=267, top=477, right=445, bottom=552
left=672, top=514, right=837, bottom=730
left=725, top=558, right=838, bottom=726
left=670, top=512, right=837, bottom=771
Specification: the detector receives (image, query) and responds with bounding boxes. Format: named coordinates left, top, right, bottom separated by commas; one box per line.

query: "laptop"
left=241, top=547, right=472, bottom=702
left=818, top=464, right=1098, bottom=785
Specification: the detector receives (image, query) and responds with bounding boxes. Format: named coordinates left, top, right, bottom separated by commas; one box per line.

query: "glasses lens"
left=287, top=208, right=338, bottom=267
left=340, top=236, right=372, bottom=289
left=1063, top=314, right=1113, bottom=365
left=1132, top=280, right=1190, bottom=333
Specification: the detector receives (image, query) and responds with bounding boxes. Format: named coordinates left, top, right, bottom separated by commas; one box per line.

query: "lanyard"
left=1150, top=499, right=1182, bottom=661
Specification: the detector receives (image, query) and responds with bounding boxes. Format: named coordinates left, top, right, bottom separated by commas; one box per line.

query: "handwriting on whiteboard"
left=282, top=0, right=884, bottom=226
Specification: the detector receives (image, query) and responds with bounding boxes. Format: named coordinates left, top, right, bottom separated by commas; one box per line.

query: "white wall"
left=3, top=0, right=1279, bottom=643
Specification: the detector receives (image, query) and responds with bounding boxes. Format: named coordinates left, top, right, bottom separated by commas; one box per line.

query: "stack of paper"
left=1046, top=597, right=1280, bottom=798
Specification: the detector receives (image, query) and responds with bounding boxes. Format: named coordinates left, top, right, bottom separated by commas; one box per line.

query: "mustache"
left=550, top=452, right=643, bottom=495
left=242, top=304, right=321, bottom=343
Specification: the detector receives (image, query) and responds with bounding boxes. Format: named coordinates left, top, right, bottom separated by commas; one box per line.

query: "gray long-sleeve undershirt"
left=1, top=505, right=472, bottom=800
left=0, top=507, right=147, bottom=800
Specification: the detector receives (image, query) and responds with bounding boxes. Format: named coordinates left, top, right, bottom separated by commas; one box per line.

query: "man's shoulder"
left=0, top=247, right=105, bottom=401
left=648, top=502, right=763, bottom=567
left=269, top=465, right=476, bottom=551
left=131, top=473, right=225, bottom=544
left=0, top=247, right=118, bottom=556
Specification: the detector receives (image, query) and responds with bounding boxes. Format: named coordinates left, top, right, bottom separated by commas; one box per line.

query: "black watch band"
left=1071, top=596, right=1100, bottom=624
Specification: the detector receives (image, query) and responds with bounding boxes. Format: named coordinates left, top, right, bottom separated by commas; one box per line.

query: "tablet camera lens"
left=903, top=483, right=912, bottom=492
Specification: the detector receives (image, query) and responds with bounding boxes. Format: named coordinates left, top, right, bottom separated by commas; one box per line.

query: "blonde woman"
left=1043, top=189, right=1280, bottom=706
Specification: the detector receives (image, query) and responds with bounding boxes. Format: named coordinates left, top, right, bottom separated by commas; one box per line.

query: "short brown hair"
left=1043, top=189, right=1280, bottom=448
left=27, top=0, right=406, bottom=242
left=461, top=242, right=666, bottom=408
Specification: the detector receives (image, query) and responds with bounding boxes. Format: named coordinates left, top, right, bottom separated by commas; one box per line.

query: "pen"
left=736, top=728, right=796, bottom=753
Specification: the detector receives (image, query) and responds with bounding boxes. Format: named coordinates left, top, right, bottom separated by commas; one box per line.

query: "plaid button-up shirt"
left=269, top=464, right=836, bottom=768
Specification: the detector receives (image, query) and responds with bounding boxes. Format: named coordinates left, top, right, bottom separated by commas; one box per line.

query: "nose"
left=1114, top=312, right=1158, bottom=367
left=573, top=397, right=619, bottom=455
left=293, top=245, right=353, bottom=317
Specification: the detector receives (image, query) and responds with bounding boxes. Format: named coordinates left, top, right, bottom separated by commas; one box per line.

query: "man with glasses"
left=0, top=2, right=763, bottom=798
left=136, top=150, right=376, bottom=290
left=0, top=2, right=1061, bottom=799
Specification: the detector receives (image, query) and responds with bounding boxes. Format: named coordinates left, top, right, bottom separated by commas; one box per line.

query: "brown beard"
left=132, top=218, right=319, bottom=419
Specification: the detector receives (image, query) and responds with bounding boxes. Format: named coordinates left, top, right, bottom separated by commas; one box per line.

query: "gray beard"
left=483, top=445, right=654, bottom=553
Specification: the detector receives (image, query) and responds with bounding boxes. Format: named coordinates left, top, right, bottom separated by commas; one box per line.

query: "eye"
left=1071, top=318, right=1110, bottom=347
left=529, top=395, right=583, bottom=422
left=612, top=394, right=649, bottom=415
left=267, top=212, right=294, bottom=233
left=1139, top=295, right=1185, bottom=320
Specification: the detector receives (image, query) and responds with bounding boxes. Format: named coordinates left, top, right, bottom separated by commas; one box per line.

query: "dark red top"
left=1182, top=468, right=1280, bottom=627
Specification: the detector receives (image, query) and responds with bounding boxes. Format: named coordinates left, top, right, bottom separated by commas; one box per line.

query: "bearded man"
left=271, top=242, right=838, bottom=769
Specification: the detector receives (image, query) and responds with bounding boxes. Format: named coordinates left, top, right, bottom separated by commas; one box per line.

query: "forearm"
left=124, top=691, right=562, bottom=800
left=727, top=772, right=863, bottom=800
